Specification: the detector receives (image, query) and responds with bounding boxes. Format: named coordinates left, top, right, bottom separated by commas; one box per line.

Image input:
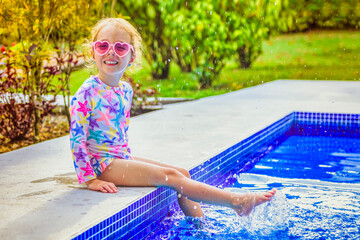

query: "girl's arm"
left=69, top=93, right=96, bottom=184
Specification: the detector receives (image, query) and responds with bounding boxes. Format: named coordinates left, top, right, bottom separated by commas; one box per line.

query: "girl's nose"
left=107, top=46, right=115, bottom=55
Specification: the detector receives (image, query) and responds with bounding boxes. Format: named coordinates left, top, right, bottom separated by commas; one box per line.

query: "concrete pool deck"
left=1, top=80, right=359, bottom=239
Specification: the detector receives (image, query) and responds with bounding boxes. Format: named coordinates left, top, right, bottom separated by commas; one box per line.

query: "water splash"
left=148, top=186, right=290, bottom=239
left=205, top=188, right=291, bottom=238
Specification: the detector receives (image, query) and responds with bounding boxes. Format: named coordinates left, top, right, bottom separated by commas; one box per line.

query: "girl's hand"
left=85, top=179, right=118, bottom=193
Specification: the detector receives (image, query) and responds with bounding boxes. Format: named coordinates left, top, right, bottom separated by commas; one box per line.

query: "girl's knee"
left=178, top=168, right=191, bottom=179
left=162, top=168, right=185, bottom=182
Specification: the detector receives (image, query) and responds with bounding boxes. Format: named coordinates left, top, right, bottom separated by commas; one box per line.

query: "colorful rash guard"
left=70, top=76, right=134, bottom=184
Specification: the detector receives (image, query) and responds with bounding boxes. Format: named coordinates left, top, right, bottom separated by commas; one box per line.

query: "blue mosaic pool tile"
left=293, top=112, right=360, bottom=137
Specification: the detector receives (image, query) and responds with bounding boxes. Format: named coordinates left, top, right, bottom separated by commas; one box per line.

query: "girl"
left=70, top=18, right=276, bottom=218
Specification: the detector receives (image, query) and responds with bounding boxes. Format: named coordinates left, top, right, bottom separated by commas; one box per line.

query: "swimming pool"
left=147, top=134, right=360, bottom=239
left=73, top=112, right=360, bottom=240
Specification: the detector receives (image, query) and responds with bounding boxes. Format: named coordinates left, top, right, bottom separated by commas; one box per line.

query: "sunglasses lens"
left=94, top=42, right=109, bottom=54
left=114, top=42, right=129, bottom=56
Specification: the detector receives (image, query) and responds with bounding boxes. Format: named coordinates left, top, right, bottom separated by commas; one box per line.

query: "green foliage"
left=130, top=30, right=360, bottom=99
left=166, top=1, right=233, bottom=88
left=0, top=48, right=33, bottom=142
left=113, top=0, right=182, bottom=79
left=0, top=0, right=97, bottom=140
left=53, top=50, right=84, bottom=124
left=48, top=1, right=98, bottom=125
left=279, top=0, right=360, bottom=32
left=0, top=45, right=58, bottom=142
left=164, top=0, right=280, bottom=88
left=212, top=0, right=277, bottom=69
left=1, top=0, right=359, bottom=142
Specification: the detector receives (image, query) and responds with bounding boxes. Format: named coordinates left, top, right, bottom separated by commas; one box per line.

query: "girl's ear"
left=91, top=49, right=95, bottom=59
left=129, top=53, right=136, bottom=64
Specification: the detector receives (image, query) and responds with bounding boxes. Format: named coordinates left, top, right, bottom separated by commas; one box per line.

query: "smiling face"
left=92, top=24, right=134, bottom=86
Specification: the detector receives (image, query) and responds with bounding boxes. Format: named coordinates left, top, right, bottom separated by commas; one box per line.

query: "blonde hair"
left=84, top=18, right=143, bottom=73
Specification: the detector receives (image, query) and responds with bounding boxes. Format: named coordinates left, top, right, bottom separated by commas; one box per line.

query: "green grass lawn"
left=68, top=29, right=360, bottom=99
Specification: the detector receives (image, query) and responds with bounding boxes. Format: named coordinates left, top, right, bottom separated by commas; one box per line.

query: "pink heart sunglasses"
left=92, top=41, right=134, bottom=58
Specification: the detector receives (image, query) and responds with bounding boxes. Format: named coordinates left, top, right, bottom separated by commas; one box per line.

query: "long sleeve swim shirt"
left=70, top=76, right=133, bottom=184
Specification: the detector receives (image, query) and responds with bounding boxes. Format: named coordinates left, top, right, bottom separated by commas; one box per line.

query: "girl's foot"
left=231, top=188, right=276, bottom=216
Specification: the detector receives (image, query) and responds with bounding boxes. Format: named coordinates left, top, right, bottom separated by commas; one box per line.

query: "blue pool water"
left=147, top=135, right=360, bottom=239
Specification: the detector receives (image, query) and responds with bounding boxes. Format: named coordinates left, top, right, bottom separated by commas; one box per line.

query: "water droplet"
left=193, top=206, right=197, bottom=209
left=178, top=193, right=182, bottom=198
left=165, top=175, right=168, bottom=181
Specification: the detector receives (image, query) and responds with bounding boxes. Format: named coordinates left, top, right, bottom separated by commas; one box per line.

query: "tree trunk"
left=33, top=63, right=42, bottom=142
left=175, top=49, right=193, bottom=73
left=200, top=77, right=212, bottom=89
left=63, top=92, right=71, bottom=126
left=151, top=60, right=170, bottom=79
left=148, top=37, right=172, bottom=79
left=238, top=45, right=252, bottom=69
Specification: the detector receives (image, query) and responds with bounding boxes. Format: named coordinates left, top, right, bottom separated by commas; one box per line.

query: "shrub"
left=0, top=48, right=34, bottom=142
left=279, top=0, right=360, bottom=32
left=0, top=45, right=59, bottom=143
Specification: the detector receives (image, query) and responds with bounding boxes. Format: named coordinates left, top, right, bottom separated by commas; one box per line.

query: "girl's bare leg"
left=132, top=157, right=203, bottom=218
left=98, top=159, right=276, bottom=216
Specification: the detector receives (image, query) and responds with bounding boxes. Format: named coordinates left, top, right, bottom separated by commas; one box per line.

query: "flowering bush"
left=0, top=48, right=34, bottom=142
left=0, top=45, right=58, bottom=143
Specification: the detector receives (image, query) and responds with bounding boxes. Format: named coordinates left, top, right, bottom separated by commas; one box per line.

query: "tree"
left=166, top=0, right=281, bottom=87
left=168, top=1, right=233, bottom=88
left=275, top=0, right=360, bottom=32
left=211, top=0, right=285, bottom=69
left=112, top=0, right=183, bottom=79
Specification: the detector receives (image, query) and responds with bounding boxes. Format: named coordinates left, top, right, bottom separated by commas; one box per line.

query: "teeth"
left=104, top=61, right=118, bottom=64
